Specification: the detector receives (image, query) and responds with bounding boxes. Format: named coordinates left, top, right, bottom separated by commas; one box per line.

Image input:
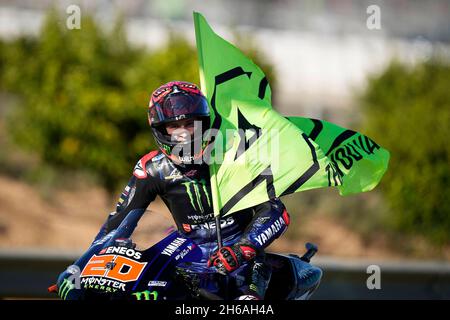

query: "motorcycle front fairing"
left=63, top=209, right=323, bottom=300
left=72, top=209, right=205, bottom=300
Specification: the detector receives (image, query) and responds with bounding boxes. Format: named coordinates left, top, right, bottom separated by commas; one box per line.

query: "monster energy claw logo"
left=182, top=179, right=211, bottom=213
left=59, top=278, right=76, bottom=300
left=132, top=290, right=158, bottom=300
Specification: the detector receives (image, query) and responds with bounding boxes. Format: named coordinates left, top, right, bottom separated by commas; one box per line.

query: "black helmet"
left=148, top=81, right=210, bottom=164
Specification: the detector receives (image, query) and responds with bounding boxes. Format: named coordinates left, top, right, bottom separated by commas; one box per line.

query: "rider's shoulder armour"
left=133, top=150, right=176, bottom=180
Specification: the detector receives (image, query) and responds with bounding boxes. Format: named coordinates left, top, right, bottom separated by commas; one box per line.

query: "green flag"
left=287, top=117, right=390, bottom=196
left=193, top=12, right=390, bottom=217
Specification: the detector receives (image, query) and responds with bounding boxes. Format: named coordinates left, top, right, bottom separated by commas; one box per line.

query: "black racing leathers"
left=93, top=150, right=290, bottom=264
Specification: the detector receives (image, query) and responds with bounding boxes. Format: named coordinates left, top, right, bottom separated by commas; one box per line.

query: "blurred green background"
left=0, top=1, right=449, bottom=261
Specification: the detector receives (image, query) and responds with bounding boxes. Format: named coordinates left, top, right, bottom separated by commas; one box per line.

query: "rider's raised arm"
left=238, top=198, right=291, bottom=252
left=207, top=198, right=291, bottom=275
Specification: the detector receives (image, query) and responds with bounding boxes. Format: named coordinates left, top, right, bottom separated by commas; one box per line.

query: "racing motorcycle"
left=49, top=210, right=323, bottom=300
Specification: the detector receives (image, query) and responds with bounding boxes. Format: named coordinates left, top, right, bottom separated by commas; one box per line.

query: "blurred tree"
left=361, top=60, right=450, bottom=244
left=0, top=10, right=275, bottom=194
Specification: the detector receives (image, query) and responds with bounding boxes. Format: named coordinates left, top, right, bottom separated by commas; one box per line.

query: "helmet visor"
left=149, top=93, right=209, bottom=125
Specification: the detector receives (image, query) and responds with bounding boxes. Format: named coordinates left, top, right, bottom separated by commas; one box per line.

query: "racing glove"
left=55, top=268, right=84, bottom=300
left=207, top=243, right=258, bottom=274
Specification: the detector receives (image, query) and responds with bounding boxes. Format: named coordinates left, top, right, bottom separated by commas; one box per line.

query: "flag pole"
left=215, top=216, right=223, bottom=249
left=210, top=147, right=223, bottom=249
left=194, top=12, right=223, bottom=249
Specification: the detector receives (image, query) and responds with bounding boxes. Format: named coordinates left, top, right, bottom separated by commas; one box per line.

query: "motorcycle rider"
left=57, top=81, right=291, bottom=300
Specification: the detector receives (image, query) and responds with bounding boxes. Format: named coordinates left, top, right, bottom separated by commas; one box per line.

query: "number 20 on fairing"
left=81, top=254, right=147, bottom=282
